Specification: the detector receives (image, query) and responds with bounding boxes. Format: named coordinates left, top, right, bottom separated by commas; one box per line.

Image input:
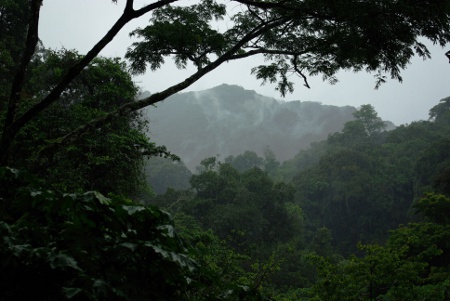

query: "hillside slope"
left=143, top=84, right=358, bottom=170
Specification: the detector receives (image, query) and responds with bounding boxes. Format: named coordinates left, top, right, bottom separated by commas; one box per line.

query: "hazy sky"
left=39, top=0, right=450, bottom=125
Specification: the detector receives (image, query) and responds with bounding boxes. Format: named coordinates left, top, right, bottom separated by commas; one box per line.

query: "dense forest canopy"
left=1, top=0, right=450, bottom=300
left=149, top=99, right=450, bottom=299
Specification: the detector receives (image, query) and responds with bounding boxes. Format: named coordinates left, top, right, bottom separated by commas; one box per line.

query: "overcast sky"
left=39, top=0, right=450, bottom=125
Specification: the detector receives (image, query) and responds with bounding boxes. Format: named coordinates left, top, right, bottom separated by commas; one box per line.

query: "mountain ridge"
left=143, top=84, right=361, bottom=170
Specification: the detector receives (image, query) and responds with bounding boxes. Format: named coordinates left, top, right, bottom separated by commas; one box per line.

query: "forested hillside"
left=143, top=85, right=395, bottom=194
left=143, top=84, right=360, bottom=170
left=149, top=99, right=450, bottom=298
left=2, top=1, right=450, bottom=300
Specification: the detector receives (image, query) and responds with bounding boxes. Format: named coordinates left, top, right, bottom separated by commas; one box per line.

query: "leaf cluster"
left=126, top=1, right=228, bottom=72
left=311, top=192, right=450, bottom=301
left=236, top=0, right=450, bottom=93
left=0, top=167, right=195, bottom=301
left=6, top=48, right=175, bottom=195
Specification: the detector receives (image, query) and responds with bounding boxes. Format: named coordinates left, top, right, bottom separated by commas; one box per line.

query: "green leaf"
left=62, top=287, right=83, bottom=299
left=49, top=252, right=81, bottom=271
left=158, top=224, right=176, bottom=238
left=121, top=242, right=137, bottom=251
left=93, top=191, right=111, bottom=205
left=122, top=205, right=146, bottom=215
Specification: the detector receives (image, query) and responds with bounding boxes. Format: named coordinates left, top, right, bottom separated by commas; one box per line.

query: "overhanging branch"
left=229, top=48, right=309, bottom=60
left=36, top=17, right=288, bottom=155
left=0, top=0, right=178, bottom=166
left=293, top=55, right=311, bottom=88
left=233, top=0, right=292, bottom=10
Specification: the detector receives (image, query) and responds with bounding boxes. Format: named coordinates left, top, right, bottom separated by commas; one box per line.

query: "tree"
left=327, top=119, right=369, bottom=147
left=145, top=157, right=192, bottom=194
left=414, top=138, right=450, bottom=198
left=225, top=151, right=264, bottom=173
left=429, top=96, right=450, bottom=125
left=262, top=147, right=280, bottom=178
left=172, top=212, right=269, bottom=301
left=309, top=192, right=450, bottom=301
left=353, top=104, right=386, bottom=136
left=292, top=105, right=432, bottom=255
left=326, top=104, right=387, bottom=150
left=186, top=158, right=299, bottom=252
left=0, top=0, right=29, bottom=110
left=2, top=0, right=450, bottom=166
left=311, top=243, right=431, bottom=301
left=5, top=47, right=172, bottom=195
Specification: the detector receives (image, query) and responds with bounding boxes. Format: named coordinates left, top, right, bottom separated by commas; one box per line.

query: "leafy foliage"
left=3, top=0, right=450, bottom=166
left=291, top=103, right=450, bottom=255
left=173, top=212, right=268, bottom=301
left=0, top=167, right=195, bottom=301
left=235, top=0, right=450, bottom=93
left=429, top=96, right=450, bottom=125
left=352, top=104, right=386, bottom=136
left=184, top=159, right=299, bottom=250
left=126, top=1, right=228, bottom=72
left=2, top=1, right=450, bottom=299
left=6, top=48, right=174, bottom=195
left=145, top=157, right=192, bottom=194
left=310, top=193, right=450, bottom=301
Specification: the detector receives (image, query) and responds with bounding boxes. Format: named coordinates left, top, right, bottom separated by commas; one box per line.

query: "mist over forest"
left=144, top=89, right=450, bottom=299
left=143, top=84, right=396, bottom=171
left=143, top=84, right=396, bottom=194
left=3, top=1, right=450, bottom=300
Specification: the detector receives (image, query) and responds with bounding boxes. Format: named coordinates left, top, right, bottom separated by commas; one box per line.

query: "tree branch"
left=124, top=0, right=134, bottom=13
left=36, top=17, right=288, bottom=155
left=229, top=48, right=309, bottom=60
left=1, top=0, right=42, bottom=143
left=233, top=0, right=291, bottom=10
left=293, top=55, right=311, bottom=88
left=0, top=0, right=178, bottom=166
left=0, top=0, right=42, bottom=165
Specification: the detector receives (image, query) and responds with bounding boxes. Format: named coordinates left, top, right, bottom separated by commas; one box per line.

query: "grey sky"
left=39, top=0, right=450, bottom=125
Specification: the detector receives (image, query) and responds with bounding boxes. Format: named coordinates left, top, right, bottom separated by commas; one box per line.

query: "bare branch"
left=125, top=0, right=134, bottom=13
left=293, top=55, right=310, bottom=88
left=230, top=49, right=302, bottom=60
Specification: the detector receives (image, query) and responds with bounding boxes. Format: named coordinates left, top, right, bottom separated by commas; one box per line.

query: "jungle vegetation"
left=1, top=0, right=450, bottom=300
